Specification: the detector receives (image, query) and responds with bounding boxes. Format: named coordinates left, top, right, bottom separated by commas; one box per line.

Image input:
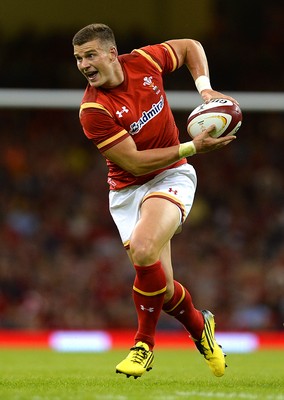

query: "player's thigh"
left=130, top=197, right=180, bottom=263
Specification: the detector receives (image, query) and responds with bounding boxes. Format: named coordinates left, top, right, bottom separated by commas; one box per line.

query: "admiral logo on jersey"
left=129, top=95, right=164, bottom=135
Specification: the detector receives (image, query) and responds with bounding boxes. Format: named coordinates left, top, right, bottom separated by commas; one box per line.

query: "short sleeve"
left=80, top=108, right=129, bottom=152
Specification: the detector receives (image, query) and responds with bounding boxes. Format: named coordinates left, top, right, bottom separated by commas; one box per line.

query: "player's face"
left=74, top=39, right=118, bottom=88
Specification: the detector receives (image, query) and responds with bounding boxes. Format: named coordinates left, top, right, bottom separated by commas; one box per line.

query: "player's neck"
left=102, top=60, right=124, bottom=89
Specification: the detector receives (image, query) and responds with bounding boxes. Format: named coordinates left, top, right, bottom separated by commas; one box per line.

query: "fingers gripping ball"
left=187, top=99, right=242, bottom=138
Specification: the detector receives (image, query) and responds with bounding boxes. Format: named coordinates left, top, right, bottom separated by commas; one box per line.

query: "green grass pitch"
left=0, top=349, right=283, bottom=400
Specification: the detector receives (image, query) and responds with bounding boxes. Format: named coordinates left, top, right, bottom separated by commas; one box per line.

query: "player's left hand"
left=200, top=89, right=239, bottom=105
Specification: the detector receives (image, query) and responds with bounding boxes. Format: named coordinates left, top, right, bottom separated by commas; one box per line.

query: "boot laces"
left=130, top=346, right=148, bottom=364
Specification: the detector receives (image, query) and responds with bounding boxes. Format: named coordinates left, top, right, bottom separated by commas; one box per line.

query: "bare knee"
left=130, top=237, right=158, bottom=266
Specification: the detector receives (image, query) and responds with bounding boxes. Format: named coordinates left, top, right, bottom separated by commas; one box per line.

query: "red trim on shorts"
left=142, top=192, right=186, bottom=222
left=123, top=240, right=130, bottom=250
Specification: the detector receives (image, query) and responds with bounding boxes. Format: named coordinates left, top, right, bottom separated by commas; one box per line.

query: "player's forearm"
left=103, top=136, right=196, bottom=176
left=132, top=129, right=236, bottom=175
left=168, top=39, right=210, bottom=81
left=124, top=144, right=196, bottom=176
left=184, top=39, right=210, bottom=82
left=115, top=146, right=179, bottom=176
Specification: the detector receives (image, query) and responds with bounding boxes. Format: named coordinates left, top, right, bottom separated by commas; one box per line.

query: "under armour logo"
left=116, top=106, right=129, bottom=118
left=140, top=305, right=154, bottom=312
left=169, top=188, right=178, bottom=195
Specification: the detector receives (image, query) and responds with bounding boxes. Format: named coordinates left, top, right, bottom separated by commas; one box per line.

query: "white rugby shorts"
left=109, top=163, right=197, bottom=248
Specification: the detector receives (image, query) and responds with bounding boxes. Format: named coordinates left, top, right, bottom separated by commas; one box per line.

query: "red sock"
left=163, top=280, right=204, bottom=339
left=133, top=261, right=167, bottom=350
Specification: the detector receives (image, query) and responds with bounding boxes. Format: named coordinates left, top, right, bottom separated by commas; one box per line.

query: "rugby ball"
left=187, top=99, right=242, bottom=138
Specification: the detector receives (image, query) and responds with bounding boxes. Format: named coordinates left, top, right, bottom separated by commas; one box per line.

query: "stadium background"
left=0, top=0, right=283, bottom=337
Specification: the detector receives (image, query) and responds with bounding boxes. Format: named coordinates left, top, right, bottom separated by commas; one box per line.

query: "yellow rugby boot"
left=194, top=310, right=227, bottom=377
left=116, top=341, right=154, bottom=379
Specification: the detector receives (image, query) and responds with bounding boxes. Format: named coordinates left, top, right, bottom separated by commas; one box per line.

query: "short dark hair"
left=72, top=23, right=116, bottom=47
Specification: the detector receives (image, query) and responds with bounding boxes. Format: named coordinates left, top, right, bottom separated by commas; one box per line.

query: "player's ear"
left=109, top=46, right=118, bottom=61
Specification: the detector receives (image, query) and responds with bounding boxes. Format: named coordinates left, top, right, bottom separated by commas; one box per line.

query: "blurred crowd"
left=0, top=0, right=284, bottom=331
left=0, top=108, right=283, bottom=332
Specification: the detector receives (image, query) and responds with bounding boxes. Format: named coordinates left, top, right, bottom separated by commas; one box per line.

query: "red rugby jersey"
left=79, top=42, right=186, bottom=190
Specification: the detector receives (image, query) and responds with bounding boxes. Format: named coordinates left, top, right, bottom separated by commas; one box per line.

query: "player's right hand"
left=192, top=125, right=236, bottom=154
